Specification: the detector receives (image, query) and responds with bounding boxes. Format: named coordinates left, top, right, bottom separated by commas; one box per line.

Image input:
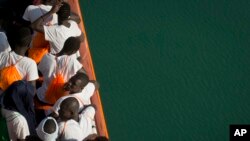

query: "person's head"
left=13, top=26, right=32, bottom=50
left=58, top=97, right=79, bottom=121
left=57, top=36, right=81, bottom=56
left=36, top=117, right=58, bottom=141
left=57, top=2, right=70, bottom=24
left=64, top=72, right=89, bottom=94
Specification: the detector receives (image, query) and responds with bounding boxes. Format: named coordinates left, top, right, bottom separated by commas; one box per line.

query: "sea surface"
left=80, top=0, right=250, bottom=140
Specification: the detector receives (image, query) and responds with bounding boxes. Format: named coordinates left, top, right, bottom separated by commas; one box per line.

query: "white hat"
left=36, top=117, right=58, bottom=141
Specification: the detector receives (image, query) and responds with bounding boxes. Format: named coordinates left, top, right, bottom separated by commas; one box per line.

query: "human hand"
left=50, top=0, right=63, bottom=13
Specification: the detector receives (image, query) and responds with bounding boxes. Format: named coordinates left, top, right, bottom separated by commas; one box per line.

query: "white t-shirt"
left=58, top=107, right=96, bottom=140
left=0, top=51, right=39, bottom=81
left=79, top=106, right=96, bottom=139
left=48, top=82, right=96, bottom=115
left=0, top=32, right=11, bottom=53
left=44, top=20, right=82, bottom=54
left=37, top=53, right=82, bottom=103
left=1, top=108, right=30, bottom=140
left=23, top=4, right=58, bottom=25
left=58, top=119, right=85, bottom=141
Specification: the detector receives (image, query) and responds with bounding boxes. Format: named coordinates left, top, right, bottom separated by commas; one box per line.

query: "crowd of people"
left=0, top=0, right=108, bottom=140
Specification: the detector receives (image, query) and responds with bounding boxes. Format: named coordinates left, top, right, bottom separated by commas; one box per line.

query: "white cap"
left=36, top=117, right=58, bottom=141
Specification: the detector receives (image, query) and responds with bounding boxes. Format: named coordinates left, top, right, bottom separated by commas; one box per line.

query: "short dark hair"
left=75, top=72, right=89, bottom=88
left=58, top=36, right=81, bottom=56
left=44, top=119, right=57, bottom=134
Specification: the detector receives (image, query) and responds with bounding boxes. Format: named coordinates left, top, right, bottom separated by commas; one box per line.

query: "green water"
left=80, top=0, right=250, bottom=140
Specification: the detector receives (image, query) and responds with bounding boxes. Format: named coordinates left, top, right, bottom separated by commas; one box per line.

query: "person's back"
left=0, top=27, right=38, bottom=92
left=37, top=37, right=83, bottom=104
left=1, top=80, right=36, bottom=140
left=58, top=97, right=85, bottom=140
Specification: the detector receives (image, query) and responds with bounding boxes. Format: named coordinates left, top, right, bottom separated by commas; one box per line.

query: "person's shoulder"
left=44, top=53, right=55, bottom=59
left=23, top=56, right=36, bottom=63
left=21, top=56, right=37, bottom=67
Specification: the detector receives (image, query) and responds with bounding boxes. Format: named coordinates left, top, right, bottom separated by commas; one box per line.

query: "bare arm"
left=78, top=32, right=85, bottom=42
left=30, top=2, right=62, bottom=33
left=70, top=12, right=81, bottom=24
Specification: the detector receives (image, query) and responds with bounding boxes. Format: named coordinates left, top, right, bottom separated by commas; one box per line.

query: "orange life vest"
left=28, top=32, right=50, bottom=63
left=44, top=57, right=69, bottom=104
left=0, top=53, right=23, bottom=91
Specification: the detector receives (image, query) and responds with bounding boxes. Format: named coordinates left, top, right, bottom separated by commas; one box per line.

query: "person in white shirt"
left=47, top=72, right=99, bottom=117
left=22, top=0, right=58, bottom=63
left=57, top=97, right=96, bottom=140
left=37, top=36, right=85, bottom=104
left=31, top=1, right=84, bottom=55
left=0, top=27, right=39, bottom=92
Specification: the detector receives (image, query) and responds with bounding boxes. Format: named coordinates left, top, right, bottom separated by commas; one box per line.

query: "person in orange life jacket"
left=23, top=0, right=58, bottom=63
left=37, top=36, right=85, bottom=104
left=34, top=36, right=85, bottom=123
left=47, top=72, right=99, bottom=118
left=30, top=1, right=84, bottom=55
left=0, top=27, right=39, bottom=93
